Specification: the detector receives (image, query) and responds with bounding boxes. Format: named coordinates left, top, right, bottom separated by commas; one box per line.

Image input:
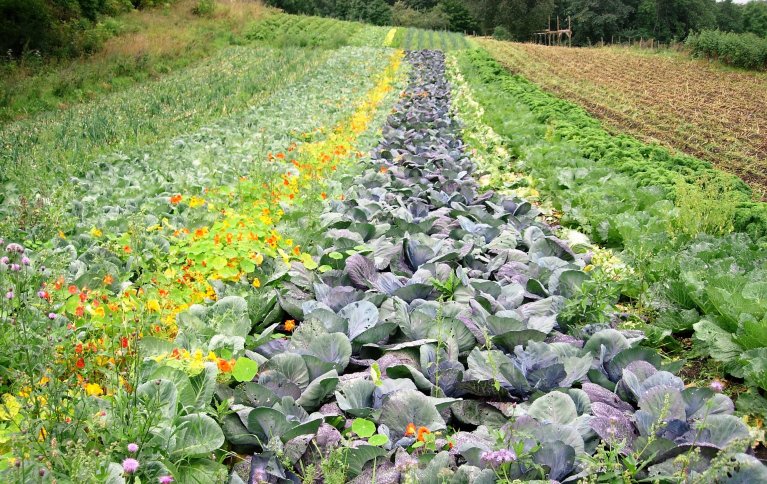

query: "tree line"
left=267, top=0, right=767, bottom=44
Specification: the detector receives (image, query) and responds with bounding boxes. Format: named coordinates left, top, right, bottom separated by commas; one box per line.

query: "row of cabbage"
left=217, top=51, right=766, bottom=483
left=0, top=47, right=405, bottom=481
left=451, top=48, right=767, bottom=417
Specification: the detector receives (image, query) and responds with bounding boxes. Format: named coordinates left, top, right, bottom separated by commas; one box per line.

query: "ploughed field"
left=1, top=15, right=767, bottom=483
left=478, top=39, right=767, bottom=195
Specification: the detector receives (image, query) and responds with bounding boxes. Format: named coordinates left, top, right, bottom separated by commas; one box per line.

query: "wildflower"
left=405, top=422, right=416, bottom=437
left=75, top=306, right=84, bottom=317
left=68, top=285, right=78, bottom=295
left=127, top=443, right=139, bottom=453
left=103, top=274, right=114, bottom=285
left=48, top=312, right=56, bottom=320
left=710, top=380, right=725, bottom=393
left=480, top=449, right=516, bottom=467
left=380, top=166, right=388, bottom=173
left=321, top=192, right=328, bottom=200
left=85, top=383, right=103, bottom=397
left=123, top=246, right=132, bottom=254
left=90, top=227, right=102, bottom=238
left=252, top=277, right=261, bottom=288
left=170, top=194, right=182, bottom=205
left=159, top=476, right=174, bottom=484
left=121, top=337, right=129, bottom=349
left=4, top=291, right=13, bottom=300
left=21, top=257, right=30, bottom=266
left=416, top=426, right=431, bottom=442
left=75, top=357, right=85, bottom=369
left=10, top=264, right=20, bottom=272
left=122, top=458, right=139, bottom=474
left=5, top=243, right=24, bottom=254
left=75, top=343, right=83, bottom=354
left=284, top=320, right=296, bottom=332
left=38, top=290, right=48, bottom=299
left=0, top=256, right=8, bottom=265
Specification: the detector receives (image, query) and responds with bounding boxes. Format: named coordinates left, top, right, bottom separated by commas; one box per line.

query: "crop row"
left=451, top=48, right=767, bottom=416
left=246, top=13, right=389, bottom=49
left=391, top=27, right=470, bottom=51
left=478, top=39, right=767, bottom=194
left=0, top=47, right=406, bottom=480
left=0, top=46, right=329, bottom=240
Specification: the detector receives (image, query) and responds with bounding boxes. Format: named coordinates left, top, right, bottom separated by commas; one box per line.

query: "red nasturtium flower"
left=121, top=337, right=129, bottom=349
left=417, top=427, right=431, bottom=442
left=68, top=285, right=78, bottom=295
left=75, top=357, right=85, bottom=369
left=75, top=306, right=84, bottom=317
left=170, top=194, right=182, bottom=205
left=405, top=422, right=416, bottom=437
left=75, top=343, right=83, bottom=354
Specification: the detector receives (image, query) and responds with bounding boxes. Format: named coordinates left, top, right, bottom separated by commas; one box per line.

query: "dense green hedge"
left=687, top=29, right=767, bottom=70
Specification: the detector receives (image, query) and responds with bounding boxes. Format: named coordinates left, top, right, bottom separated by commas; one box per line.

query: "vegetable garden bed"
left=2, top=17, right=767, bottom=482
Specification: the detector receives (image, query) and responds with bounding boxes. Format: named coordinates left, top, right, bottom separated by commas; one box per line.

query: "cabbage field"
left=1, top=12, right=767, bottom=484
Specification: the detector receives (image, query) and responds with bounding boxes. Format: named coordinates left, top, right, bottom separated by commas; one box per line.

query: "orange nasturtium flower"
left=284, top=320, right=296, bottom=332
left=170, top=194, right=183, bottom=205
left=217, top=358, right=234, bottom=373
left=103, top=274, right=114, bottom=285
left=417, top=426, right=431, bottom=442
left=405, top=422, right=416, bottom=437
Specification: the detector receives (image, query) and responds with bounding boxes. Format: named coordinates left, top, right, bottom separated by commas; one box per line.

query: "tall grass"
left=0, top=0, right=270, bottom=123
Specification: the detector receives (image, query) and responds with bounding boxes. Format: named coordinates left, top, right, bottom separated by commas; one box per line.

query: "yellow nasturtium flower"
left=146, top=299, right=161, bottom=312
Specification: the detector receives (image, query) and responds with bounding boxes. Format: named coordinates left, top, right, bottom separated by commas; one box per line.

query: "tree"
left=743, top=0, right=767, bottom=37
left=566, top=0, right=634, bottom=44
left=717, top=0, right=744, bottom=33
left=440, top=0, right=480, bottom=33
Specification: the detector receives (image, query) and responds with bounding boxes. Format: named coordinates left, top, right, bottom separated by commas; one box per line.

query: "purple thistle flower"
left=10, top=264, right=20, bottom=272
left=480, top=449, right=516, bottom=467
left=158, top=477, right=174, bottom=484
left=21, top=256, right=30, bottom=266
left=5, top=243, right=24, bottom=254
left=0, top=256, right=8, bottom=265
left=38, top=290, right=46, bottom=299
left=122, top=458, right=139, bottom=474
left=5, top=291, right=13, bottom=300
left=48, top=313, right=57, bottom=320
left=710, top=380, right=725, bottom=393
left=127, top=443, right=139, bottom=453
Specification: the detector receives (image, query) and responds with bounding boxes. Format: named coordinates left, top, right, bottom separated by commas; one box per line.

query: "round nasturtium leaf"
left=232, top=357, right=259, bottom=382
left=368, top=434, right=389, bottom=446
left=351, top=418, right=376, bottom=438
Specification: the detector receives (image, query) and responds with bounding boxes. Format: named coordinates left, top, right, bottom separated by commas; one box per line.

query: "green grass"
left=0, top=0, right=270, bottom=124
